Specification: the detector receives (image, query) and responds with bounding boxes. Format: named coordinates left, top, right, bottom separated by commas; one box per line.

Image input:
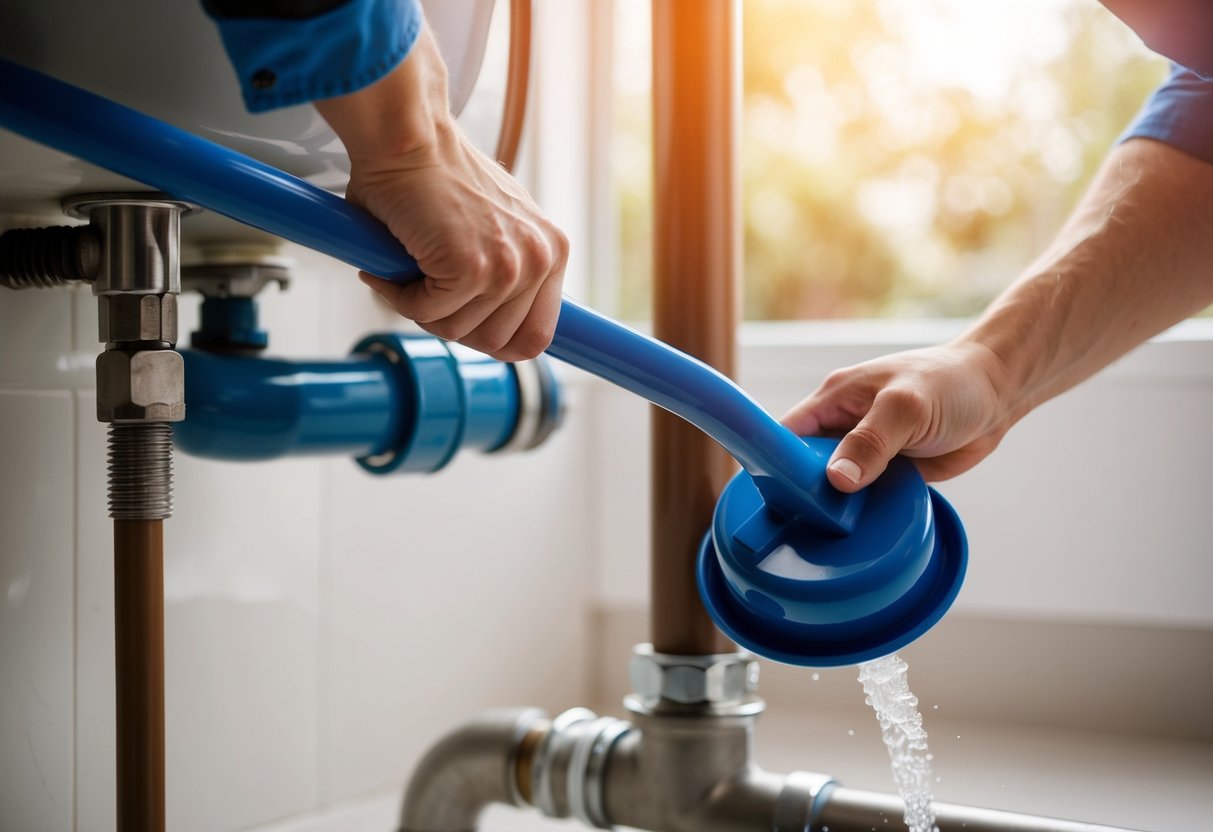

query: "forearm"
left=956, top=138, right=1213, bottom=423
left=313, top=23, right=452, bottom=165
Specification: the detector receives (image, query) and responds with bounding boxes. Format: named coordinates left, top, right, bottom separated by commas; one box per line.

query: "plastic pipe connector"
left=175, top=334, right=552, bottom=473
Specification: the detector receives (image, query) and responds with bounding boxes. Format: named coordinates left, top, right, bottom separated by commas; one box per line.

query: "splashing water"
left=858, top=654, right=938, bottom=832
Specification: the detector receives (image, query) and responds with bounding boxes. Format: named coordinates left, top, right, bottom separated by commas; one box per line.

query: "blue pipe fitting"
left=175, top=334, right=551, bottom=472
left=351, top=333, right=520, bottom=474
left=192, top=296, right=269, bottom=352
left=176, top=349, right=398, bottom=461
left=697, top=437, right=967, bottom=667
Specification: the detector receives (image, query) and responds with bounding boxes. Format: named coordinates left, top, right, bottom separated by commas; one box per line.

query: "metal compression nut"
left=96, top=349, right=185, bottom=422
left=628, top=644, right=760, bottom=707
left=97, top=293, right=177, bottom=344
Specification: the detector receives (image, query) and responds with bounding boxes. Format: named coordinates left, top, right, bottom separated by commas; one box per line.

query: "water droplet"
left=847, top=729, right=855, bottom=736
left=932, top=704, right=939, bottom=710
left=811, top=672, right=821, bottom=681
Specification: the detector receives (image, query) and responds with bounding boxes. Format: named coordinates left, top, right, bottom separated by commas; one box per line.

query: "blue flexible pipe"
left=0, top=57, right=861, bottom=533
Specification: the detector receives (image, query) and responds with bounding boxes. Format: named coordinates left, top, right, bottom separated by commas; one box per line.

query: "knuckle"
left=879, top=386, right=930, bottom=421
left=420, top=320, right=464, bottom=342
left=512, top=324, right=555, bottom=360
left=550, top=226, right=571, bottom=267
left=821, top=367, right=852, bottom=390
left=471, top=329, right=513, bottom=357
left=487, top=237, right=521, bottom=289
left=845, top=424, right=889, bottom=459
left=521, top=226, right=552, bottom=268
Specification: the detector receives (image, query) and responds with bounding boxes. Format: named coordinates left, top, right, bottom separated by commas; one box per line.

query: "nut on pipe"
left=96, top=349, right=185, bottom=423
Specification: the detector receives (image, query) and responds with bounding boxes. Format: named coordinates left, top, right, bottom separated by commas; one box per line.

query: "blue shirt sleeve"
left=1120, top=64, right=1213, bottom=165
left=206, top=0, right=423, bottom=113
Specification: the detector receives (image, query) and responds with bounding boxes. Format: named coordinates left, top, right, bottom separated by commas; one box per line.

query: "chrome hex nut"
left=629, top=644, right=759, bottom=706
left=97, top=293, right=177, bottom=345
left=96, top=349, right=185, bottom=422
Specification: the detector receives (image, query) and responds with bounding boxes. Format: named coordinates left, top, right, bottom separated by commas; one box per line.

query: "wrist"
left=315, top=25, right=455, bottom=166
left=949, top=326, right=1030, bottom=428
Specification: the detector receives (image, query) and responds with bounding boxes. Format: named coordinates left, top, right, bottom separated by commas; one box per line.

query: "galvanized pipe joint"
left=399, top=644, right=1141, bottom=832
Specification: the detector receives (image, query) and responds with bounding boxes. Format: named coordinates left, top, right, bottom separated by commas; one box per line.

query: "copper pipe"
left=650, top=0, right=741, bottom=655
left=114, top=519, right=166, bottom=832
left=494, top=0, right=532, bottom=171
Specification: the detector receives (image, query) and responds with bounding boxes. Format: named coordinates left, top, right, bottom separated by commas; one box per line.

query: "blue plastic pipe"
left=176, top=349, right=400, bottom=461
left=0, top=57, right=861, bottom=533
left=175, top=340, right=520, bottom=468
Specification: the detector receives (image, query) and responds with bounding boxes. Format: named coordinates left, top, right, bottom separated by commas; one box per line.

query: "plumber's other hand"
left=781, top=343, right=1011, bottom=492
left=315, top=24, right=568, bottom=361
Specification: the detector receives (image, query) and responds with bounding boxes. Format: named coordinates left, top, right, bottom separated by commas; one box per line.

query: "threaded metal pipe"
left=108, top=422, right=174, bottom=520
left=0, top=224, right=100, bottom=288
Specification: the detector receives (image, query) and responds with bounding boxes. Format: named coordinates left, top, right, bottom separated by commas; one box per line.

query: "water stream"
left=858, top=654, right=938, bottom=832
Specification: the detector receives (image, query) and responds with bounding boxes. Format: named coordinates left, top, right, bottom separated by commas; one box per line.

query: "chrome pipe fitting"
left=397, top=642, right=1145, bottom=832
left=107, top=422, right=174, bottom=520
left=627, top=643, right=761, bottom=712
left=64, top=193, right=194, bottom=520
left=64, top=193, right=193, bottom=297
left=527, top=708, right=632, bottom=829
left=398, top=708, right=547, bottom=832
left=498, top=352, right=564, bottom=453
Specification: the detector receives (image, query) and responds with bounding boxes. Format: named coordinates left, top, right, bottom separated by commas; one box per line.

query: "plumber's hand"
left=347, top=134, right=568, bottom=361
left=782, top=342, right=1012, bottom=492
left=315, top=24, right=568, bottom=361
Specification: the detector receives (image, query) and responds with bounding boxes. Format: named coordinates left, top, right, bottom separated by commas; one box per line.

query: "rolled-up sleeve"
left=205, top=0, right=423, bottom=113
left=1120, top=64, right=1213, bottom=165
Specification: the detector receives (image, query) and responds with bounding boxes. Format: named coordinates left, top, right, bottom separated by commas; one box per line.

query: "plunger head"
left=697, top=436, right=967, bottom=667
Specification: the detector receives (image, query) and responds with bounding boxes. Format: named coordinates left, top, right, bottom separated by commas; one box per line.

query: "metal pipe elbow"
left=398, top=707, right=547, bottom=832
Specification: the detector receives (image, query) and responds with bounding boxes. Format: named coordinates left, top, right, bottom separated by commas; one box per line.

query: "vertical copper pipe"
left=494, top=0, right=532, bottom=171
left=114, top=519, right=166, bottom=832
left=650, top=0, right=741, bottom=655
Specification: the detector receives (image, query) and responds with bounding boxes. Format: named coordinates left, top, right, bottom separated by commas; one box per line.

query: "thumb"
left=825, top=388, right=925, bottom=492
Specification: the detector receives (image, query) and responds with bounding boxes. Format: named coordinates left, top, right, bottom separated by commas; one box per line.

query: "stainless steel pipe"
left=397, top=648, right=1144, bottom=832
left=398, top=708, right=545, bottom=832
left=819, top=787, right=1132, bottom=832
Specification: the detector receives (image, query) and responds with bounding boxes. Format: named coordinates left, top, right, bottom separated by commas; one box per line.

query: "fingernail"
left=830, top=458, right=861, bottom=484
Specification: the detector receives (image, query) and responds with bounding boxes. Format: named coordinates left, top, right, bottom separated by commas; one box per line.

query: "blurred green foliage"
left=614, top=0, right=1167, bottom=320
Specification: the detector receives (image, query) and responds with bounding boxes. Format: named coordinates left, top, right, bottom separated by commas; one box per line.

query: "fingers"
left=782, top=366, right=877, bottom=437
left=825, top=386, right=929, bottom=492
left=346, top=123, right=571, bottom=359
left=360, top=255, right=564, bottom=361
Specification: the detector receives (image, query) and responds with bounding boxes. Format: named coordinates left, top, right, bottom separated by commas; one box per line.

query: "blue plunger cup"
left=698, top=437, right=967, bottom=667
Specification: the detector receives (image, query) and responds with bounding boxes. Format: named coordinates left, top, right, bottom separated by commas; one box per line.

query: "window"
left=609, top=0, right=1166, bottom=321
